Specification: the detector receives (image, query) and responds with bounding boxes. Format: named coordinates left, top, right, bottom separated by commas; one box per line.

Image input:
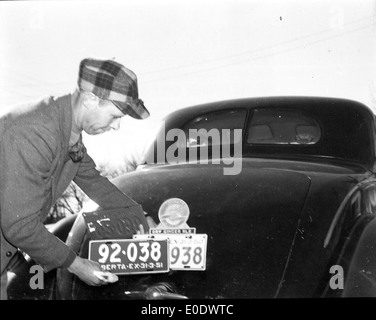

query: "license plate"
left=134, top=234, right=207, bottom=271
left=88, top=239, right=169, bottom=275
left=82, top=206, right=149, bottom=240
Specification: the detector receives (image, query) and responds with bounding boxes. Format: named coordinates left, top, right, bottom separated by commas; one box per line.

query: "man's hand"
left=137, top=213, right=158, bottom=234
left=146, top=216, right=158, bottom=229
left=67, top=256, right=118, bottom=286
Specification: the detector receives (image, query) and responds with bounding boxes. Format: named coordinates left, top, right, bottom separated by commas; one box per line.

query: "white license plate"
left=88, top=239, right=169, bottom=275
left=133, top=234, right=207, bottom=271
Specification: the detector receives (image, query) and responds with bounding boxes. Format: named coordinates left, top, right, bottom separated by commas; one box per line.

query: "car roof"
left=164, top=96, right=374, bottom=122
left=144, top=96, right=375, bottom=169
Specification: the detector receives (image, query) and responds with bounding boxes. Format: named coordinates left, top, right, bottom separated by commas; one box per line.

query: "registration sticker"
left=134, top=234, right=207, bottom=271
left=88, top=239, right=169, bottom=275
left=150, top=227, right=196, bottom=235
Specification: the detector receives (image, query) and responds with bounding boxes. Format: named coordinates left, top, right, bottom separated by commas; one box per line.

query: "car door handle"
left=123, top=289, right=189, bottom=300
left=150, top=291, right=188, bottom=300
left=124, top=282, right=189, bottom=300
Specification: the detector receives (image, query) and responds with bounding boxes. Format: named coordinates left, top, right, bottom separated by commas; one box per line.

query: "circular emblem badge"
left=158, top=198, right=190, bottom=228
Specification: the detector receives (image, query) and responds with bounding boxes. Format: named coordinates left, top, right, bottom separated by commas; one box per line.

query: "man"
left=0, top=58, right=151, bottom=300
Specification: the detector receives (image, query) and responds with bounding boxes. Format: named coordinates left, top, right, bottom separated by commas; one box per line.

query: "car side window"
left=362, top=185, right=376, bottom=215
left=324, top=189, right=364, bottom=247
left=247, top=108, right=321, bottom=145
left=326, top=186, right=376, bottom=252
left=349, top=191, right=362, bottom=220
left=340, top=191, right=362, bottom=235
left=181, top=109, right=247, bottom=147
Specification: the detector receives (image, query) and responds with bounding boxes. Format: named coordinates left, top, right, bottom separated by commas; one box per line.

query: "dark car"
left=7, top=96, right=376, bottom=299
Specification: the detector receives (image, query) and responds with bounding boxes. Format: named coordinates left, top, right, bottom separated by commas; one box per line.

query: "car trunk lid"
left=116, top=165, right=313, bottom=298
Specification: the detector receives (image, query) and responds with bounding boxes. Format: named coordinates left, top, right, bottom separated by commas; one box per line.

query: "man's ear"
left=82, top=92, right=99, bottom=109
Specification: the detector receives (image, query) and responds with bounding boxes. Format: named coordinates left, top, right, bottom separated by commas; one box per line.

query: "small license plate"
left=88, top=239, right=169, bottom=275
left=134, top=234, right=207, bottom=271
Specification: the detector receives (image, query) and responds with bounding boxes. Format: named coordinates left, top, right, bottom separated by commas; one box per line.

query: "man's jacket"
left=0, top=94, right=138, bottom=274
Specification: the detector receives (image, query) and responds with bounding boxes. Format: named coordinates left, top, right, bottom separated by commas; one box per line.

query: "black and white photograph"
left=1, top=0, right=376, bottom=309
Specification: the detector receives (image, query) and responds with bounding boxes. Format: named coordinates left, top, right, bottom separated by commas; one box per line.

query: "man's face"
left=83, top=99, right=125, bottom=135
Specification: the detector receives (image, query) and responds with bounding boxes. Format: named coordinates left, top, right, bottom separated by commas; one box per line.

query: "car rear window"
left=247, top=108, right=321, bottom=145
left=182, top=109, right=246, bottom=147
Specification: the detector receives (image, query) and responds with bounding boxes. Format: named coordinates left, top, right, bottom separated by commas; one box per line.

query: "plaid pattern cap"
left=78, top=58, right=150, bottom=119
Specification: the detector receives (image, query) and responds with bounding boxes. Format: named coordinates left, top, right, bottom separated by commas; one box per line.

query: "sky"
left=1, top=0, right=375, bottom=174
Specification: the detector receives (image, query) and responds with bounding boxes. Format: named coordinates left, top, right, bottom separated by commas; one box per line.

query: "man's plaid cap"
left=78, top=58, right=150, bottom=120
